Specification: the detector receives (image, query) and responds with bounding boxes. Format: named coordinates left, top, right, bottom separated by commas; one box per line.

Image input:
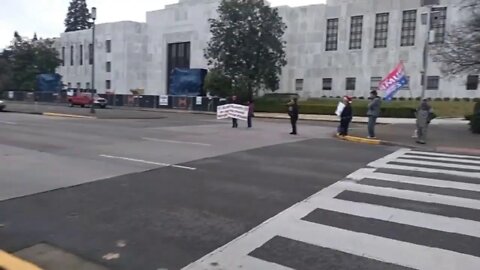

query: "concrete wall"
left=145, top=0, right=220, bottom=95
left=55, top=0, right=479, bottom=98
left=56, top=21, right=147, bottom=94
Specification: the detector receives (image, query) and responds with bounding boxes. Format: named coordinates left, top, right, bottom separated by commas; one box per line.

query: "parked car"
left=68, top=93, right=107, bottom=108
left=0, top=100, right=5, bottom=111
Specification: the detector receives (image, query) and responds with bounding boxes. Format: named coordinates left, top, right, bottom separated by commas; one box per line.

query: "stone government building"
left=55, top=0, right=479, bottom=98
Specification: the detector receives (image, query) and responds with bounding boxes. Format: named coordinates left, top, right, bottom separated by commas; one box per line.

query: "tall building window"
left=401, top=10, right=417, bottom=46
left=76, top=82, right=81, bottom=89
left=89, top=44, right=93, bottom=65
left=323, top=78, right=332, bottom=90
left=374, top=13, right=389, bottom=48
left=86, top=82, right=90, bottom=89
left=346, top=77, right=356, bottom=91
left=106, top=80, right=111, bottom=90
left=106, top=61, right=111, bottom=72
left=326, top=18, right=339, bottom=51
left=61, top=47, right=65, bottom=66
left=370, top=77, right=382, bottom=91
left=426, top=76, right=440, bottom=90
left=70, top=46, right=74, bottom=66
left=402, top=76, right=411, bottom=90
left=106, top=40, right=112, bottom=53
left=431, top=7, right=447, bottom=44
left=467, top=75, right=479, bottom=90
left=349, top=16, right=363, bottom=50
left=79, top=45, right=83, bottom=66
left=295, top=79, right=304, bottom=91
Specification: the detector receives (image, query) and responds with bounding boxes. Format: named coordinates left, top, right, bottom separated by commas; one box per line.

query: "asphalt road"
left=1, top=109, right=479, bottom=270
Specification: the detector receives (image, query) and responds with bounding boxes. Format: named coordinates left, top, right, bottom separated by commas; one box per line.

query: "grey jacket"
left=367, top=97, right=382, bottom=117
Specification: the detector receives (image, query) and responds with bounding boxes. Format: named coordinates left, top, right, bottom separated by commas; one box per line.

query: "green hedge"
left=255, top=101, right=416, bottom=118
left=471, top=102, right=480, bottom=134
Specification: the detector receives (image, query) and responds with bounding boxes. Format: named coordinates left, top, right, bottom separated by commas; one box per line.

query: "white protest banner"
left=216, top=104, right=249, bottom=121
left=159, top=95, right=169, bottom=106
left=217, top=104, right=230, bottom=119
left=196, top=96, right=202, bottom=105
left=229, top=104, right=249, bottom=121
left=335, top=102, right=345, bottom=116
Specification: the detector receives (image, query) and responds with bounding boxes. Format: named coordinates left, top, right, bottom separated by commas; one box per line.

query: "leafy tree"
left=435, top=0, right=480, bottom=75
left=205, top=0, right=287, bottom=99
left=65, top=0, right=93, bottom=32
left=0, top=32, right=62, bottom=90
left=203, top=69, right=232, bottom=98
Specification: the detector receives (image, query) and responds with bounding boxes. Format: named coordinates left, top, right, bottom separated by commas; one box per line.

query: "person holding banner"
left=230, top=95, right=240, bottom=128
left=288, top=97, right=299, bottom=135
left=338, top=96, right=353, bottom=136
left=367, top=90, right=382, bottom=138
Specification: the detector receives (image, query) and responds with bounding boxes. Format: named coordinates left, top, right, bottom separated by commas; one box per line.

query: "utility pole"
left=90, top=7, right=97, bottom=114
left=420, top=0, right=439, bottom=99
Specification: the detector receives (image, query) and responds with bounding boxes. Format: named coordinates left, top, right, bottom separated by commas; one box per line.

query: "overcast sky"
left=0, top=0, right=325, bottom=49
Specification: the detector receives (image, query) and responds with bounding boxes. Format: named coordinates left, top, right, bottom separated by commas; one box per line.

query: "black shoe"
left=290, top=132, right=297, bottom=135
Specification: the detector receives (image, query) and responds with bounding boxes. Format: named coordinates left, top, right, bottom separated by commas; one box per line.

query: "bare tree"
left=435, top=0, right=480, bottom=75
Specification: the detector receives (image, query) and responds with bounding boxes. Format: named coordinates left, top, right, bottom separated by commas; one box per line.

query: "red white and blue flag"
left=379, top=62, right=409, bottom=101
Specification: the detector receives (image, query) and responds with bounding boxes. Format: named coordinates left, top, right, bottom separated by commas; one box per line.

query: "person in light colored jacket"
left=367, top=90, right=382, bottom=138
left=416, top=99, right=433, bottom=144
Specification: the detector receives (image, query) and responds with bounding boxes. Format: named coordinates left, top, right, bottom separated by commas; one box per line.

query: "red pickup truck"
left=68, top=93, right=107, bottom=108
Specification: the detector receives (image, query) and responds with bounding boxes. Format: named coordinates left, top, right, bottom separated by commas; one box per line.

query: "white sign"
left=196, top=96, right=202, bottom=105
left=159, top=95, right=169, bottom=106
left=335, top=102, right=345, bottom=116
left=8, top=91, right=14, bottom=99
left=216, top=104, right=249, bottom=121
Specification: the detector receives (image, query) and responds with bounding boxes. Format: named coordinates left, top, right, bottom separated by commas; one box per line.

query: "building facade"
left=55, top=0, right=480, bottom=98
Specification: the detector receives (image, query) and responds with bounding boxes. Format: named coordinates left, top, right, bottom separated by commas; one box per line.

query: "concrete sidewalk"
left=3, top=101, right=468, bottom=125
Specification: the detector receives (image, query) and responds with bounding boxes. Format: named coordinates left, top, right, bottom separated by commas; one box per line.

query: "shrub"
left=454, top=97, right=461, bottom=102
left=443, top=97, right=450, bottom=101
left=415, top=97, right=421, bottom=101
left=471, top=102, right=480, bottom=134
left=408, top=97, right=413, bottom=101
left=463, top=98, right=471, bottom=102
left=359, top=96, right=365, bottom=100
left=399, top=97, right=406, bottom=101
left=473, top=98, right=480, bottom=102
left=434, top=97, right=442, bottom=101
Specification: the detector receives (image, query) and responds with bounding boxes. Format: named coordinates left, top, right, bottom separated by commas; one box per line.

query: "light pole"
left=420, top=0, right=439, bottom=99
left=90, top=7, right=97, bottom=114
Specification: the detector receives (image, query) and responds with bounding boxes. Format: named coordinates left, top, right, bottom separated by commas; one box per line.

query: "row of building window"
left=61, top=40, right=112, bottom=66
left=326, top=7, right=447, bottom=51
left=295, top=75, right=479, bottom=91
left=67, top=80, right=112, bottom=90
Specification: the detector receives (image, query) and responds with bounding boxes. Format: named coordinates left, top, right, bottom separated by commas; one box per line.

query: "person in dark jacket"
left=338, top=96, right=353, bottom=136
left=230, top=95, right=240, bottom=128
left=288, top=97, right=299, bottom=135
left=247, top=100, right=255, bottom=128
left=367, top=90, right=382, bottom=138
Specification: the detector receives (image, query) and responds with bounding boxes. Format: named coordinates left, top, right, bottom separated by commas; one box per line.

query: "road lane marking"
left=142, top=137, right=211, bottom=147
left=99, top=155, right=196, bottom=170
left=408, top=150, right=480, bottom=160
left=0, top=120, right=17, bottom=125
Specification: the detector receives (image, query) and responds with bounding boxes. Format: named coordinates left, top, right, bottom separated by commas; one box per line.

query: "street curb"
left=336, top=135, right=381, bottom=145
left=0, top=250, right=43, bottom=270
left=335, top=134, right=431, bottom=150
left=42, top=112, right=96, bottom=119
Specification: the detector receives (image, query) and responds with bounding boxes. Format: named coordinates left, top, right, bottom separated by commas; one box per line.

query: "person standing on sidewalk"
left=247, top=99, right=255, bottom=128
left=367, top=90, right=382, bottom=138
left=230, top=95, right=240, bottom=128
left=288, top=97, right=299, bottom=135
left=338, top=96, right=353, bottom=136
left=415, top=99, right=433, bottom=144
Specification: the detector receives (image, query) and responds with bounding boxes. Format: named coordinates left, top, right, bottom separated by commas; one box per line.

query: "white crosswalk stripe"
left=183, top=149, right=480, bottom=270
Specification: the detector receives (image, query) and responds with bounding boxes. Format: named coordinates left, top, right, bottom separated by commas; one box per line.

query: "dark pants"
left=339, top=118, right=351, bottom=136
left=368, top=116, right=377, bottom=137
left=290, top=117, right=298, bottom=134
left=247, top=116, right=252, bottom=128
left=232, top=118, right=238, bottom=128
